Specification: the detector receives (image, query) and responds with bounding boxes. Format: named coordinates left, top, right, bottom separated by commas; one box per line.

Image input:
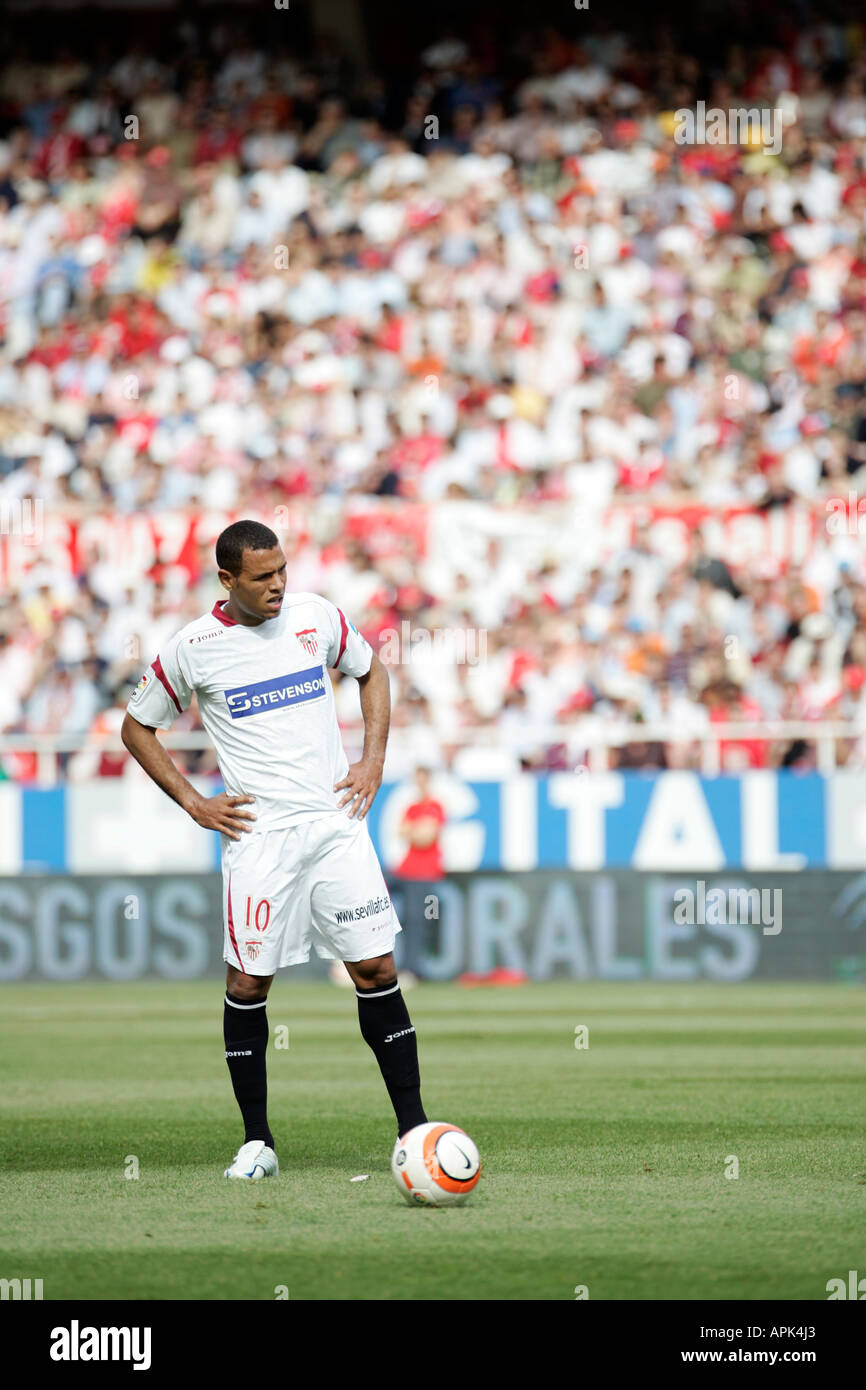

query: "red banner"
left=0, top=501, right=840, bottom=590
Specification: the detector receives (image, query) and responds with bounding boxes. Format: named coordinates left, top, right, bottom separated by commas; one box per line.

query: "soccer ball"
left=391, top=1122, right=481, bottom=1207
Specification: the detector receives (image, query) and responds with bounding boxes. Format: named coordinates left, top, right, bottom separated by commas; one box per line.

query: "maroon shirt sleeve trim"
left=152, top=656, right=182, bottom=713
left=334, top=608, right=349, bottom=667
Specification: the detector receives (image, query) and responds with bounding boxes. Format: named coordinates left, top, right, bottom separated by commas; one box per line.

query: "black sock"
left=356, top=980, right=427, bottom=1136
left=223, top=992, right=274, bottom=1149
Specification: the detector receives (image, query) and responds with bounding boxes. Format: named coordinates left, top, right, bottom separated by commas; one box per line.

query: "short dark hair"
left=216, top=520, right=279, bottom=577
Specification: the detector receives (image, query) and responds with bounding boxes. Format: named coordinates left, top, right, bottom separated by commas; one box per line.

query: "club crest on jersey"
left=295, top=628, right=319, bottom=657
left=245, top=940, right=261, bottom=961
left=224, top=666, right=327, bottom=718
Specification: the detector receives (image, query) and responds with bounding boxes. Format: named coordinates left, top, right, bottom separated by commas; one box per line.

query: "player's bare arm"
left=120, top=712, right=256, bottom=840
left=334, top=650, right=390, bottom=819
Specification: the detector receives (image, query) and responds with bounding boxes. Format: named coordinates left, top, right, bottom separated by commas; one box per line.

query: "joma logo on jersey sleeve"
left=224, top=666, right=327, bottom=718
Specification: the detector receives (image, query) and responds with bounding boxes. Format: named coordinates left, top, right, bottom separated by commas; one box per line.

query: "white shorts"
left=221, top=811, right=402, bottom=975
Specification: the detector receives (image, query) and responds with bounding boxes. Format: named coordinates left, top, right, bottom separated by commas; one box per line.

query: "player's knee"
left=351, top=955, right=397, bottom=991
left=226, top=969, right=271, bottom=1004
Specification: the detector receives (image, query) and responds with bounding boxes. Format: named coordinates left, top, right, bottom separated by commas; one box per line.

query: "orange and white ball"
left=391, top=1122, right=481, bottom=1207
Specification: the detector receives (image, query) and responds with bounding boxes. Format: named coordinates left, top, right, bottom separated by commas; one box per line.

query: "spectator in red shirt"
left=397, top=767, right=446, bottom=879
left=706, top=681, right=769, bottom=769
left=193, top=108, right=243, bottom=166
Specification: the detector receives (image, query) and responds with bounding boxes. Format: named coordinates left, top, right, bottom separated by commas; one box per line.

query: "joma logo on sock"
left=384, top=1027, right=415, bottom=1043
left=50, top=1321, right=152, bottom=1370
left=225, top=1049, right=253, bottom=1058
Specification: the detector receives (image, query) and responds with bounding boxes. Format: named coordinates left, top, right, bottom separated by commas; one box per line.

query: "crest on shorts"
left=245, top=940, right=261, bottom=961
left=295, top=628, right=318, bottom=656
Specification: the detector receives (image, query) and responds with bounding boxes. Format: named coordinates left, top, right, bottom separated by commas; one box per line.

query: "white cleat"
left=224, top=1140, right=279, bottom=1181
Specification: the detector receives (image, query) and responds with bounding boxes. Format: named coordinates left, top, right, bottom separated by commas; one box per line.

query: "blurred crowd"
left=2, top=9, right=866, bottom=777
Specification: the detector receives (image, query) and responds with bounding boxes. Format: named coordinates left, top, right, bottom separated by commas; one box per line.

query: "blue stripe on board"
left=537, top=777, right=568, bottom=867
left=21, top=787, right=66, bottom=871
left=606, top=774, right=655, bottom=866
left=778, top=772, right=825, bottom=866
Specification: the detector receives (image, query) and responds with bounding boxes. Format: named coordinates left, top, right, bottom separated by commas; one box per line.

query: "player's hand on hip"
left=334, top=758, right=383, bottom=819
left=189, top=792, right=256, bottom=839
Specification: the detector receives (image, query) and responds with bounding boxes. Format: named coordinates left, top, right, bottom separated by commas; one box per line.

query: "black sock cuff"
left=225, top=992, right=268, bottom=1010
left=355, top=980, right=400, bottom=1000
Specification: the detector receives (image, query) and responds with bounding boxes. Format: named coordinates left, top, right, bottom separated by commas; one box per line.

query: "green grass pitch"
left=0, top=980, right=863, bottom=1301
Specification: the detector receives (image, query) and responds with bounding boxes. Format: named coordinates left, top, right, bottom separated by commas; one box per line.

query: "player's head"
left=216, top=520, right=286, bottom=622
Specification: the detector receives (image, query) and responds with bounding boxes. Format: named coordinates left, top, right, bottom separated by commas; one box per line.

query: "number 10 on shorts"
left=245, top=897, right=271, bottom=933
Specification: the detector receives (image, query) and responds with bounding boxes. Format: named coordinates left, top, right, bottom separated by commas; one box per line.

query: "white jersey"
left=127, top=593, right=374, bottom=830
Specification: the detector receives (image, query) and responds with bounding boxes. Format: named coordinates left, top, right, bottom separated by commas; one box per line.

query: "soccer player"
left=121, top=520, right=427, bottom=1179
